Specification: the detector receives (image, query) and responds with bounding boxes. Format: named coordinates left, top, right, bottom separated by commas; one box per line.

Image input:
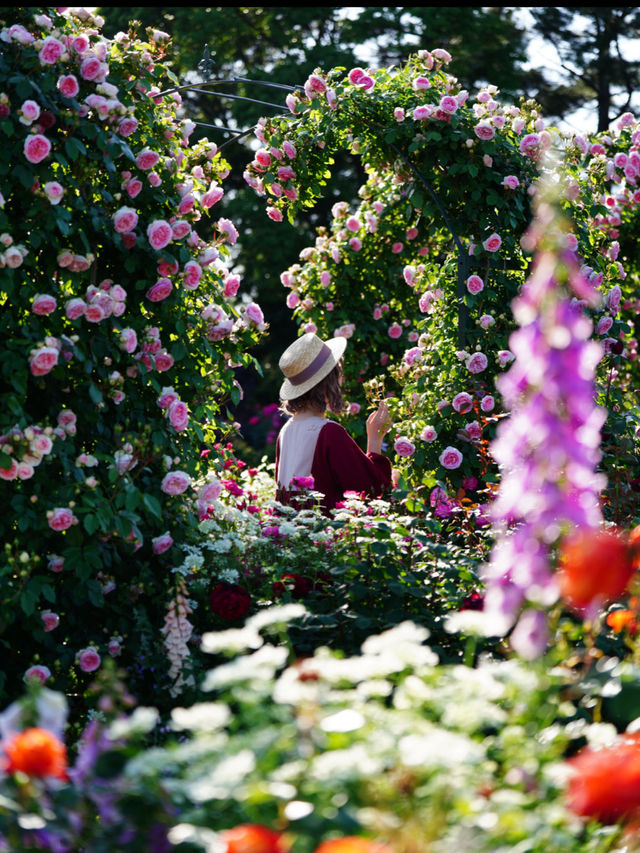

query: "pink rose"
left=171, top=220, right=191, bottom=240
left=198, top=478, right=222, bottom=503
left=498, top=349, right=515, bottom=366
left=125, top=178, right=142, bottom=198
left=267, top=206, right=283, bottom=222
left=474, top=121, right=495, bottom=141
left=157, top=387, right=179, bottom=409
left=41, top=610, right=60, bottom=632
left=47, top=554, right=65, bottom=573
left=38, top=36, right=65, bottom=64
left=480, top=395, right=495, bottom=412
left=452, top=392, right=474, bottom=413
left=120, top=328, right=138, bottom=353
left=167, top=399, right=189, bottom=431
left=30, top=346, right=59, bottom=376
left=519, top=132, right=541, bottom=154
left=597, top=316, right=613, bottom=335
left=147, top=219, right=173, bottom=250
left=404, top=346, right=423, bottom=365
left=388, top=323, right=403, bottom=339
left=479, top=314, right=494, bottom=329
left=146, top=277, right=173, bottom=303
left=118, top=117, right=138, bottom=137
left=466, top=352, right=488, bottom=374
left=108, top=638, right=122, bottom=657
left=154, top=351, right=174, bottom=372
left=47, top=507, right=77, bottom=532
left=24, top=665, right=51, bottom=684
left=439, top=446, right=463, bottom=470
left=24, top=133, right=51, bottom=164
left=348, top=67, right=365, bottom=85
left=466, top=275, right=484, bottom=295
left=394, top=436, right=416, bottom=457
left=246, top=302, right=264, bottom=325
left=113, top=206, right=139, bottom=234
left=79, top=55, right=102, bottom=81
left=439, top=95, right=458, bottom=114
left=482, top=233, right=502, bottom=253
left=32, top=293, right=57, bottom=315
left=152, top=532, right=174, bottom=554
left=19, top=99, right=40, bottom=125
left=466, top=421, right=482, bottom=440
left=503, top=175, right=519, bottom=190
left=218, top=218, right=238, bottom=244
left=202, top=183, right=224, bottom=208
left=43, top=181, right=63, bottom=205
left=77, top=646, right=101, bottom=673
left=135, top=147, right=160, bottom=170
left=161, top=470, right=191, bottom=495
left=223, top=274, right=240, bottom=299
left=420, top=425, right=437, bottom=442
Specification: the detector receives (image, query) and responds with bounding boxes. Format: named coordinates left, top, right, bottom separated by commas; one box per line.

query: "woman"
left=275, top=332, right=392, bottom=513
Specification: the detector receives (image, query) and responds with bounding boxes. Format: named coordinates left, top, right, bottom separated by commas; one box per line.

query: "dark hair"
left=280, top=360, right=345, bottom=416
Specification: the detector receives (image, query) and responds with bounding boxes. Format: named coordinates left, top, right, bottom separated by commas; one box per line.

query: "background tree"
left=526, top=7, right=640, bottom=132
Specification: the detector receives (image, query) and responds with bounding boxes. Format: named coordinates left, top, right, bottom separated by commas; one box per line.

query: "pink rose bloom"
left=349, top=237, right=362, bottom=251
left=348, top=67, right=365, bottom=85
left=452, top=392, right=473, bottom=413
left=202, top=183, right=224, bottom=208
left=346, top=216, right=361, bottom=232
left=286, top=291, right=300, bottom=309
left=255, top=148, right=271, bottom=167
left=223, top=274, right=240, bottom=299
left=267, top=206, right=283, bottom=222
left=0, top=459, right=18, bottom=481
left=147, top=219, right=173, bottom=249
left=605, top=284, right=622, bottom=313
left=466, top=275, right=484, bottom=295
left=479, top=314, right=494, bottom=329
left=597, top=316, right=613, bottom=335
left=394, top=436, right=416, bottom=457
left=77, top=646, right=101, bottom=673
left=79, top=55, right=102, bottom=81
left=565, top=234, right=579, bottom=252
left=161, top=470, right=191, bottom=495
left=199, top=478, right=222, bottom=503
left=120, top=328, right=138, bottom=353
left=84, top=302, right=105, bottom=323
left=108, top=638, right=122, bottom=657
left=392, top=242, right=403, bottom=254
left=218, top=218, right=238, bottom=244
left=113, top=206, right=139, bottom=234
left=146, top=277, right=173, bottom=303
left=125, top=178, right=142, bottom=198
left=466, top=352, right=488, bottom=374
left=394, top=107, right=405, bottom=122
left=320, top=271, right=331, bottom=287
left=157, top=387, right=179, bottom=409
left=482, top=233, right=502, bottom=253
left=421, top=425, right=437, bottom=442
left=39, top=35, right=65, bottom=64
left=41, top=610, right=60, bottom=632
left=480, top=394, right=495, bottom=412
left=24, top=665, right=51, bottom=684
left=439, top=446, right=463, bottom=470
left=466, top=421, right=482, bottom=440
left=413, top=105, right=433, bottom=121
left=118, top=117, right=138, bottom=137
left=24, top=133, right=51, bottom=164
left=348, top=403, right=361, bottom=415
left=171, top=220, right=191, bottom=240
left=43, top=181, right=64, bottom=205
left=519, top=133, right=541, bottom=154
left=498, top=349, right=515, bottom=366
left=474, top=121, right=495, bottom=141
left=135, top=148, right=160, bottom=170
left=19, top=99, right=40, bottom=124
left=282, top=140, right=297, bottom=158
left=246, top=302, right=264, bottom=325
left=47, top=554, right=65, bottom=573
left=404, top=346, right=423, bottom=365
left=503, top=175, right=519, bottom=190
left=439, top=95, right=458, bottom=114
left=16, top=462, right=34, bottom=480
left=168, top=399, right=189, bottom=431
left=30, top=346, right=59, bottom=376
left=182, top=260, right=202, bottom=290
left=48, top=506, right=77, bottom=532
left=32, top=293, right=57, bottom=315
left=388, top=322, right=403, bottom=339
left=403, top=265, right=416, bottom=286
left=152, top=532, right=174, bottom=554
left=413, top=76, right=431, bottom=91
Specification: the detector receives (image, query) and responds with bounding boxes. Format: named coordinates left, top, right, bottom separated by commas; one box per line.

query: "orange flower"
left=606, top=609, right=638, bottom=635
left=557, top=528, right=636, bottom=614
left=567, top=733, right=640, bottom=823
left=314, top=839, right=393, bottom=853
left=219, top=824, right=287, bottom=853
left=3, top=727, right=67, bottom=780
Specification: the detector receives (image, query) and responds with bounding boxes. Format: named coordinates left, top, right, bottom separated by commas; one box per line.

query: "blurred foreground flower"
left=2, top=726, right=67, bottom=780
left=219, top=823, right=288, bottom=852
left=567, top=733, right=640, bottom=824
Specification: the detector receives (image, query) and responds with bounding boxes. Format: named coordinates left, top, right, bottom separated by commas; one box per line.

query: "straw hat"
left=279, top=332, right=347, bottom=400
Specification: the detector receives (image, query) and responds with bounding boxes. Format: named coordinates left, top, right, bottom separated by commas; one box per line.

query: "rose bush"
left=0, top=7, right=266, bottom=712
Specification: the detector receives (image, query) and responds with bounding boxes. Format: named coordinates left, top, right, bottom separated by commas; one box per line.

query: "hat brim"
left=279, top=336, right=347, bottom=400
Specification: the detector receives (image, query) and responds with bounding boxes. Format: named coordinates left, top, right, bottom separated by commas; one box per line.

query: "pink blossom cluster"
left=157, top=386, right=190, bottom=432
left=65, top=279, right=127, bottom=323
left=134, top=327, right=175, bottom=373
left=0, top=422, right=55, bottom=481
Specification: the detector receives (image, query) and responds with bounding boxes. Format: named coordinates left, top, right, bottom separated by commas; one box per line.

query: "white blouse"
left=276, top=414, right=327, bottom=488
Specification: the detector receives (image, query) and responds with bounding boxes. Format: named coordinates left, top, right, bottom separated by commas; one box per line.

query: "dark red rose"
left=273, top=573, right=313, bottom=599
left=209, top=582, right=251, bottom=620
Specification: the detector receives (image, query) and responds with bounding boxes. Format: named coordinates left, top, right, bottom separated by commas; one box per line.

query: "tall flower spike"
left=480, top=161, right=607, bottom=657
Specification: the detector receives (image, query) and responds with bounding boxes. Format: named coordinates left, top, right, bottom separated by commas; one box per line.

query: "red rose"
left=558, top=528, right=635, bottom=614
left=209, top=582, right=250, bottom=620
left=273, top=573, right=313, bottom=599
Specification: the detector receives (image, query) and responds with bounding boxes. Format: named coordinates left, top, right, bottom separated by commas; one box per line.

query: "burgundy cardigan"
left=275, top=421, right=392, bottom=513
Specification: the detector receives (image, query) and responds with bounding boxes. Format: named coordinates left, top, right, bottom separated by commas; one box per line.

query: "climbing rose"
left=113, top=206, right=139, bottom=234
left=466, top=275, right=484, bottom=294
left=146, top=277, right=173, bottom=302
left=394, top=436, right=415, bottom=457
left=147, top=219, right=173, bottom=249
left=23, top=133, right=51, bottom=163
left=57, top=74, right=79, bottom=98
left=466, top=352, right=488, bottom=374
left=209, top=583, right=251, bottom=621
left=29, top=346, right=59, bottom=376
left=47, top=507, right=76, bottom=532
left=77, top=646, right=101, bottom=673
left=161, top=470, right=191, bottom=495
left=32, top=294, right=57, bottom=315
left=482, top=233, right=502, bottom=252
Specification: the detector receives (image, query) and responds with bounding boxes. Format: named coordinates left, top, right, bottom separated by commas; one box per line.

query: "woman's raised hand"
left=366, top=401, right=391, bottom=454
